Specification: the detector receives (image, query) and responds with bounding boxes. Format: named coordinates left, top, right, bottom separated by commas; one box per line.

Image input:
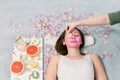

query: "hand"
left=65, top=22, right=77, bottom=33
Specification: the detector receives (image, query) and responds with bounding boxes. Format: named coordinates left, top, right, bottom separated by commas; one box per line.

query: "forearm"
left=75, top=14, right=110, bottom=26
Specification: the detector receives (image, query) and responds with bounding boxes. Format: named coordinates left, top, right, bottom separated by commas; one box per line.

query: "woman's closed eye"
left=74, top=33, right=79, bottom=37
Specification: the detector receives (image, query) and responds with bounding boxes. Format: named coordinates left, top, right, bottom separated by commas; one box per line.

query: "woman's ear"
left=62, top=39, right=66, bottom=45
left=63, top=42, right=66, bottom=45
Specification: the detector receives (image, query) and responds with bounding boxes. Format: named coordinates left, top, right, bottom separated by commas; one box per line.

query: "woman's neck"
left=66, top=47, right=82, bottom=57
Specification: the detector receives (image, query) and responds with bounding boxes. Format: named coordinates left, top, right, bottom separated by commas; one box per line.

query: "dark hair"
left=55, top=27, right=85, bottom=55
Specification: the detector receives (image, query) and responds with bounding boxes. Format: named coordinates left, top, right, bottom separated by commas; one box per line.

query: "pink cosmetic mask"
left=64, top=29, right=82, bottom=48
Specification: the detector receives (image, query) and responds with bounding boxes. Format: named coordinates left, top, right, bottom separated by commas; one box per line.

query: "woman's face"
left=64, top=29, right=82, bottom=48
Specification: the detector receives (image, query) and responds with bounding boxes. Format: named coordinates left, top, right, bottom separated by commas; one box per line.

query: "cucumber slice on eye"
left=67, top=33, right=72, bottom=38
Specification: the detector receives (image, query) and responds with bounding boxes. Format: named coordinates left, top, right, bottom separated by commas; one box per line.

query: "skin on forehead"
left=70, top=28, right=78, bottom=33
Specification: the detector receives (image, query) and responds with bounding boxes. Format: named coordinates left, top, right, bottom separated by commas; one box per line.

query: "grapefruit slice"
left=11, top=61, right=24, bottom=74
left=26, top=45, right=39, bottom=57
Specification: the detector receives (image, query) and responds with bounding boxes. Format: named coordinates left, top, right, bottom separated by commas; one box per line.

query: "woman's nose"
left=71, top=35, right=75, bottom=39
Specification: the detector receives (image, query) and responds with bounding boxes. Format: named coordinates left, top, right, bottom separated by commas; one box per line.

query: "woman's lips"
left=70, top=41, right=77, bottom=43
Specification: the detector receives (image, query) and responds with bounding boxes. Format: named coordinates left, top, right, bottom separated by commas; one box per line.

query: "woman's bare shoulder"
left=50, top=54, right=60, bottom=63
left=50, top=54, right=60, bottom=59
left=90, top=53, right=98, bottom=58
left=90, top=53, right=101, bottom=63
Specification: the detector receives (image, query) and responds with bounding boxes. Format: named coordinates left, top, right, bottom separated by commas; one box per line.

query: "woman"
left=45, top=28, right=107, bottom=80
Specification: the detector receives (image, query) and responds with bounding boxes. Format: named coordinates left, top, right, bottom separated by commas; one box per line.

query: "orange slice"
left=10, top=61, right=24, bottom=74
left=29, top=60, right=38, bottom=68
left=26, top=45, right=39, bottom=57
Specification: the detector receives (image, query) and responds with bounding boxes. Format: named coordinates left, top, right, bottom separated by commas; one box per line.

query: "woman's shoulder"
left=90, top=53, right=98, bottom=58
left=89, top=53, right=101, bottom=63
left=50, top=54, right=60, bottom=64
left=50, top=54, right=60, bottom=59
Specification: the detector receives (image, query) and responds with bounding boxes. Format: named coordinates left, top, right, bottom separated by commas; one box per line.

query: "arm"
left=66, top=14, right=110, bottom=32
left=45, top=55, right=59, bottom=80
left=73, top=14, right=109, bottom=26
left=91, top=54, right=107, bottom=80
left=66, top=10, right=120, bottom=32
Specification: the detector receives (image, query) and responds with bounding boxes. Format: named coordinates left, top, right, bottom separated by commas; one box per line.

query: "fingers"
left=65, top=22, right=75, bottom=33
left=66, top=26, right=71, bottom=34
left=66, top=26, right=69, bottom=31
left=66, top=23, right=71, bottom=33
left=65, top=23, right=69, bottom=33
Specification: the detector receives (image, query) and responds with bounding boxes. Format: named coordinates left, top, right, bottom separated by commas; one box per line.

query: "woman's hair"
left=55, top=27, right=85, bottom=55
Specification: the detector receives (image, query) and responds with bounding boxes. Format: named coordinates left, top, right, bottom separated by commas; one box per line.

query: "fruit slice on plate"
left=29, top=60, right=38, bottom=68
left=26, top=45, right=39, bottom=57
left=10, top=61, right=24, bottom=74
left=31, top=70, right=39, bottom=79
